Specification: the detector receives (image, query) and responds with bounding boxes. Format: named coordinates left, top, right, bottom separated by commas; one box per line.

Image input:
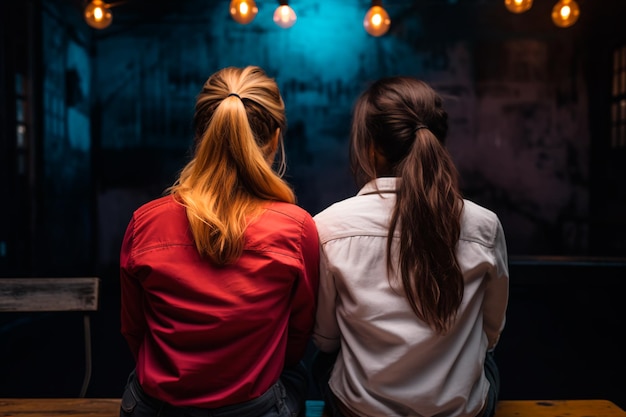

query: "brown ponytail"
left=350, top=76, right=464, bottom=333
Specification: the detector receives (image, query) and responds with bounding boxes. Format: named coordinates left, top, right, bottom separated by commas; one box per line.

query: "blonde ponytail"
left=168, top=66, right=295, bottom=265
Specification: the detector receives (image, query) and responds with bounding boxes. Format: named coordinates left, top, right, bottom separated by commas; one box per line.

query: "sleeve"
left=312, top=244, right=341, bottom=353
left=483, top=218, right=509, bottom=351
left=119, top=215, right=147, bottom=362
left=285, top=213, right=320, bottom=366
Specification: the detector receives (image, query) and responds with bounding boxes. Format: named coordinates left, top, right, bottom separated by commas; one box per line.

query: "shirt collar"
left=357, top=177, right=400, bottom=196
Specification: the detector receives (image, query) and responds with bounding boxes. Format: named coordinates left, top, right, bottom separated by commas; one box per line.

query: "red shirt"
left=120, top=195, right=319, bottom=408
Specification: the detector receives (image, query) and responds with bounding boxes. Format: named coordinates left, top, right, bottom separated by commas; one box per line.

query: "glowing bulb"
left=274, top=4, right=297, bottom=29
left=363, top=4, right=391, bottom=37
left=229, top=0, right=258, bottom=25
left=84, top=0, right=112, bottom=30
left=551, top=0, right=579, bottom=28
left=504, top=0, right=533, bottom=13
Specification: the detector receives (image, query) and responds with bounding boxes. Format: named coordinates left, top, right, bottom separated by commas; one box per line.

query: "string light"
left=363, top=0, right=391, bottom=37
left=504, top=0, right=533, bottom=14
left=229, top=0, right=258, bottom=25
left=84, top=0, right=113, bottom=29
left=551, top=0, right=580, bottom=28
left=273, top=0, right=297, bottom=29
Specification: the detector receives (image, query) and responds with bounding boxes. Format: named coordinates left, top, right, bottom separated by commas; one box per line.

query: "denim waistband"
left=128, top=371, right=283, bottom=417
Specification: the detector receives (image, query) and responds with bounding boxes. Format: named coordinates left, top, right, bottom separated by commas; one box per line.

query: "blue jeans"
left=313, top=350, right=500, bottom=417
left=482, top=351, right=500, bottom=417
left=120, top=364, right=307, bottom=417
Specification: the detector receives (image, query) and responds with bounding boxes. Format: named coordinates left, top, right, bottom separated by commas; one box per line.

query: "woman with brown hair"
left=119, top=66, right=319, bottom=417
left=313, top=76, right=509, bottom=417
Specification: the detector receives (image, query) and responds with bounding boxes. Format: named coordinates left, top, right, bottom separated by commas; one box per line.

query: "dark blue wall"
left=92, top=1, right=592, bottom=262
left=18, top=0, right=624, bottom=273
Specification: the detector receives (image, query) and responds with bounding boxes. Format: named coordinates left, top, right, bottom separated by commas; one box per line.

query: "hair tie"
left=414, top=125, right=428, bottom=133
left=227, top=93, right=241, bottom=99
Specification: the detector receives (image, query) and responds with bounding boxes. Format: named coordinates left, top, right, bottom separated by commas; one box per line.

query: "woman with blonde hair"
left=313, top=76, right=509, bottom=417
left=119, top=66, right=319, bottom=417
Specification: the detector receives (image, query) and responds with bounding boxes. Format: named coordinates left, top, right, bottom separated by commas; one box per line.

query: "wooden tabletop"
left=308, top=399, right=626, bottom=417
left=0, top=398, right=120, bottom=417
left=0, top=398, right=624, bottom=417
left=495, top=400, right=626, bottom=417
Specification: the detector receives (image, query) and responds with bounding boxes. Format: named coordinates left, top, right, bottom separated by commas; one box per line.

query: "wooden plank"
left=0, top=277, right=100, bottom=312
left=0, top=398, right=120, bottom=417
left=495, top=399, right=626, bottom=417
left=306, top=399, right=626, bottom=417
left=0, top=398, right=623, bottom=417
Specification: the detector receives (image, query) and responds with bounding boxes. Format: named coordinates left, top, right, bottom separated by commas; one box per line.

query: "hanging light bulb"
left=273, top=0, right=297, bottom=29
left=84, top=0, right=113, bottom=30
left=551, top=0, right=580, bottom=28
left=504, top=0, right=533, bottom=14
left=229, top=0, right=258, bottom=25
left=363, top=0, right=391, bottom=37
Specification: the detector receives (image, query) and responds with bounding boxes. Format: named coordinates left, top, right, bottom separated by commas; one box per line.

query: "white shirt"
left=313, top=177, right=509, bottom=417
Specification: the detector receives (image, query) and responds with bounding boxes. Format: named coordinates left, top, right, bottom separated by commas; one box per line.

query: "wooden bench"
left=0, top=277, right=101, bottom=397
left=0, top=399, right=623, bottom=417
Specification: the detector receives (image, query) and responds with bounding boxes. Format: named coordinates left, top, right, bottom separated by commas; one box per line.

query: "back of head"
left=170, top=66, right=295, bottom=265
left=350, top=76, right=464, bottom=333
left=350, top=77, right=448, bottom=184
left=193, top=66, right=287, bottom=167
